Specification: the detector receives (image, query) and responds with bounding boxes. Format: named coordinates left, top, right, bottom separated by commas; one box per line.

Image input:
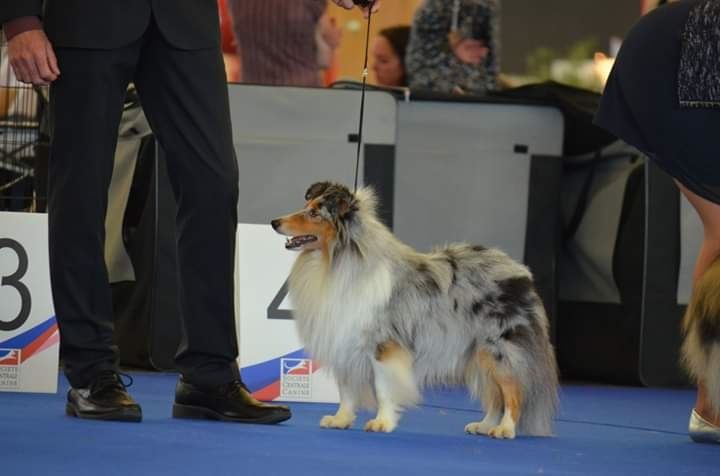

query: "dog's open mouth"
left=285, top=235, right=318, bottom=250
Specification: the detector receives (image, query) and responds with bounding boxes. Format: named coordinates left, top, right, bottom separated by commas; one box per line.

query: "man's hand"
left=332, top=0, right=381, bottom=17
left=8, top=30, right=60, bottom=86
left=319, top=16, right=343, bottom=50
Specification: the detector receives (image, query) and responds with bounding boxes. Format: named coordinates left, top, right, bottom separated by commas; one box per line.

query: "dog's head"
left=271, top=182, right=361, bottom=252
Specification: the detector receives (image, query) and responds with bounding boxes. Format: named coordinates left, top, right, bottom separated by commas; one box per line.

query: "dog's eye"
left=308, top=209, right=319, bottom=218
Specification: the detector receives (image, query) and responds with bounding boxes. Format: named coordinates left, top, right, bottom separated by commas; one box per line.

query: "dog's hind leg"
left=489, top=373, right=522, bottom=439
left=466, top=349, right=522, bottom=439
left=320, top=383, right=357, bottom=430
left=364, top=341, right=419, bottom=433
left=465, top=364, right=503, bottom=436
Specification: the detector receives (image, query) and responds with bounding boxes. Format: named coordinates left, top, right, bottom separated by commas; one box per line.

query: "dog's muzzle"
left=284, top=235, right=318, bottom=250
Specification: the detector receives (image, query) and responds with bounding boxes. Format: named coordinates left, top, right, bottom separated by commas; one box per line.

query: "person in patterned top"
left=406, top=0, right=500, bottom=95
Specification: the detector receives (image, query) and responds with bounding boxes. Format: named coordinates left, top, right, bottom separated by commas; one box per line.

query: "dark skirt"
left=595, top=0, right=720, bottom=204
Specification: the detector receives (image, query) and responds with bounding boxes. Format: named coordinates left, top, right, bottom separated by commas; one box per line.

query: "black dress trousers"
left=47, top=16, right=241, bottom=388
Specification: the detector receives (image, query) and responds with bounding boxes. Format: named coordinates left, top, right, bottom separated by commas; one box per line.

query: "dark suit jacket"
left=0, top=0, right=220, bottom=50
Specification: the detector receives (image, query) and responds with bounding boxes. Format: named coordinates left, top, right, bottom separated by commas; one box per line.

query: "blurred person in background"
left=316, top=11, right=344, bottom=86
left=372, top=25, right=411, bottom=88
left=230, top=0, right=342, bottom=87
left=218, top=0, right=241, bottom=82
left=406, top=0, right=500, bottom=95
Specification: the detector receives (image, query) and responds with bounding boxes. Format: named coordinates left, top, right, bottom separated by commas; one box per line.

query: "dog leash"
left=351, top=0, right=374, bottom=193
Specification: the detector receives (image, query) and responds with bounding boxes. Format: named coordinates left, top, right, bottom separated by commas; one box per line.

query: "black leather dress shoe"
left=173, top=377, right=291, bottom=424
left=66, top=371, right=142, bottom=422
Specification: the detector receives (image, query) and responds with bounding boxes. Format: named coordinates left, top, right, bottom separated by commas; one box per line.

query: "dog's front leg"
left=320, top=384, right=357, bottom=430
left=365, top=341, right=418, bottom=433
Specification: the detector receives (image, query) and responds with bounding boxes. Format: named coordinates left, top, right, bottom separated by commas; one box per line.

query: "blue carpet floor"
left=0, top=373, right=717, bottom=476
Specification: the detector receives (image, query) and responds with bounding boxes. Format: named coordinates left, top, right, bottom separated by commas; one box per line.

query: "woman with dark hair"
left=595, top=0, right=720, bottom=444
left=372, top=25, right=411, bottom=87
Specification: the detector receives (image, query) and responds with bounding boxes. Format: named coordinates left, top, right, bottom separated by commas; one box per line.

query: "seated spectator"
left=372, top=26, right=411, bottom=88
left=406, top=0, right=500, bottom=95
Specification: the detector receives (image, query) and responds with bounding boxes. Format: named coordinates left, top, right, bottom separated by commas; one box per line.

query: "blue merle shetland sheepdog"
left=271, top=182, right=559, bottom=438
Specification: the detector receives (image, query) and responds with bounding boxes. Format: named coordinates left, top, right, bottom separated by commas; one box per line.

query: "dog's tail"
left=516, top=311, right=560, bottom=436
left=682, top=258, right=720, bottom=416
left=470, top=303, right=559, bottom=436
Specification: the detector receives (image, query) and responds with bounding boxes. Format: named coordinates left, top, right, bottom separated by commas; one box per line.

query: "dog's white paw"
left=464, top=421, right=494, bottom=435
left=364, top=418, right=397, bottom=433
left=320, top=414, right=355, bottom=429
left=487, top=424, right=516, bottom=439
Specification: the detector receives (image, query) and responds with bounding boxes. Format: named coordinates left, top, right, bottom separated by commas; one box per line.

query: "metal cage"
left=0, top=32, right=49, bottom=212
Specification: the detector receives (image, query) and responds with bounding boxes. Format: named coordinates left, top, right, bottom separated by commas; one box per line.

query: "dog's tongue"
left=285, top=235, right=317, bottom=250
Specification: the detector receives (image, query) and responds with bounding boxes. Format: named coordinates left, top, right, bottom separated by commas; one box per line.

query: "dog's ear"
left=323, top=186, right=356, bottom=219
left=305, top=182, right=332, bottom=201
